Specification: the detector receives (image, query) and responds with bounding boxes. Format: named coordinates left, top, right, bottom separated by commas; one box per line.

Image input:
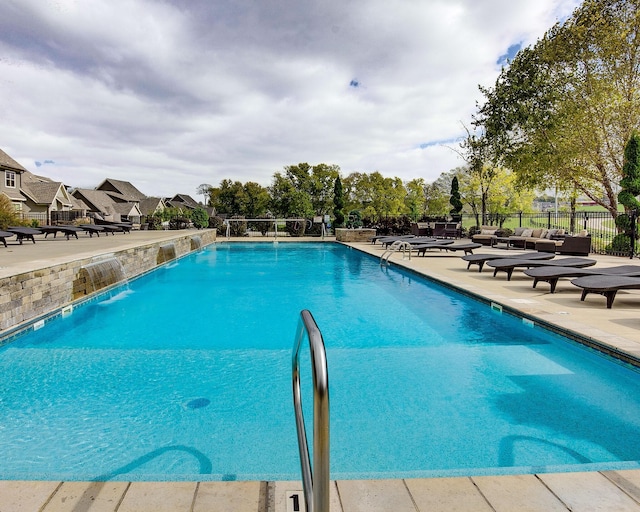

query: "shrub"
left=0, top=194, right=20, bottom=229
left=285, top=219, right=307, bottom=236
left=191, top=207, right=209, bottom=229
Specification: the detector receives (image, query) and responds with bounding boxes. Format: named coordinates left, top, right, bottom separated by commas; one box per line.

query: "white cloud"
left=0, top=0, right=581, bottom=197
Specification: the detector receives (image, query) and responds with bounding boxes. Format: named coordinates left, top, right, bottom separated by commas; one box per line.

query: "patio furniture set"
left=472, top=225, right=592, bottom=256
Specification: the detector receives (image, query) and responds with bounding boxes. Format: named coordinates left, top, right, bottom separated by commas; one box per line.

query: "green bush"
left=191, top=207, right=209, bottom=229
left=0, top=194, right=20, bottom=229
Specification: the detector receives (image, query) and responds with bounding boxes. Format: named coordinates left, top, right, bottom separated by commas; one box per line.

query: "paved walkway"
left=1, top=234, right=640, bottom=511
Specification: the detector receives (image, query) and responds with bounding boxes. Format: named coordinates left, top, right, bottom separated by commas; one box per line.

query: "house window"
left=5, top=171, right=16, bottom=188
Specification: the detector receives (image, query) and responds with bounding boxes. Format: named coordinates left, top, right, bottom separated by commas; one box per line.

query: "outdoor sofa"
left=506, top=227, right=566, bottom=249
left=471, top=225, right=501, bottom=245
left=534, top=234, right=592, bottom=256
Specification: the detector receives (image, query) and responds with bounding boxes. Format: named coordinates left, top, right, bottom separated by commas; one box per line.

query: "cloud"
left=0, top=0, right=582, bottom=197
left=34, top=160, right=55, bottom=167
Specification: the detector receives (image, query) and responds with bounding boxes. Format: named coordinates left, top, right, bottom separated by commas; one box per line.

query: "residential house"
left=71, top=188, right=141, bottom=223
left=166, top=194, right=200, bottom=212
left=0, top=149, right=77, bottom=225
left=21, top=171, right=74, bottom=224
left=0, top=148, right=27, bottom=214
left=96, top=178, right=147, bottom=202
left=139, top=196, right=167, bottom=223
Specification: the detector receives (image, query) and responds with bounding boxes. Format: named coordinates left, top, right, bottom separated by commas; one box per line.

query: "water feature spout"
left=77, top=257, right=126, bottom=295
left=190, top=235, right=203, bottom=251
left=157, top=243, right=177, bottom=264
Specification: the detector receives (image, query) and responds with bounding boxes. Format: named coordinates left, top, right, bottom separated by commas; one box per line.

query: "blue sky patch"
left=496, top=43, right=522, bottom=66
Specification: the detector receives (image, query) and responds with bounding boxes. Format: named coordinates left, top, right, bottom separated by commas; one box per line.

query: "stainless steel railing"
left=292, top=310, right=330, bottom=512
left=380, top=240, right=413, bottom=264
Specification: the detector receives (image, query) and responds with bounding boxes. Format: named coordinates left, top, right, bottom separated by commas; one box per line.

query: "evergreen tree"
left=449, top=176, right=463, bottom=219
left=611, top=130, right=640, bottom=253
left=333, top=176, right=345, bottom=228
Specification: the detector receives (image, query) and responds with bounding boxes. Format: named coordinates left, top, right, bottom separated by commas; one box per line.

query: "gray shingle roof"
left=71, top=189, right=119, bottom=215
left=97, top=178, right=146, bottom=201
left=139, top=197, right=165, bottom=216
left=0, top=148, right=27, bottom=172
left=21, top=181, right=65, bottom=205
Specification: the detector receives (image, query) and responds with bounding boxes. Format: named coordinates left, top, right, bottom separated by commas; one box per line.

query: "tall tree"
left=196, top=183, right=212, bottom=206
left=475, top=0, right=640, bottom=217
left=333, top=176, right=345, bottom=228
left=611, top=130, right=640, bottom=251
left=405, top=178, right=427, bottom=220
left=449, top=176, right=463, bottom=220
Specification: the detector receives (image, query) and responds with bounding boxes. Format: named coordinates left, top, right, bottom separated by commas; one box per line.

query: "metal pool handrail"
left=380, top=240, right=412, bottom=264
left=292, top=310, right=330, bottom=512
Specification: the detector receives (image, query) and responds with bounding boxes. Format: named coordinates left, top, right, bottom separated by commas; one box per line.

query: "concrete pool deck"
left=2, top=233, right=640, bottom=511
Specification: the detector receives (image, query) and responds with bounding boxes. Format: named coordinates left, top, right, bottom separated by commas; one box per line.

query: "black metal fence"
left=461, top=211, right=627, bottom=256
left=19, top=211, right=85, bottom=226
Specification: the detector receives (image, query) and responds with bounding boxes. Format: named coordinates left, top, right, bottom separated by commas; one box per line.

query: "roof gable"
left=21, top=181, right=71, bottom=206
left=170, top=194, right=200, bottom=209
left=0, top=148, right=27, bottom=173
left=71, top=188, right=119, bottom=214
left=96, top=178, right=146, bottom=201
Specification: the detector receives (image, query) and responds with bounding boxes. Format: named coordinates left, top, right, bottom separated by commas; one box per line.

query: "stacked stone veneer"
left=0, top=229, right=216, bottom=333
left=335, top=228, right=376, bottom=242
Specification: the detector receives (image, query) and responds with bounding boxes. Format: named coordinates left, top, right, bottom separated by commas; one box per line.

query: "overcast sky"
left=0, top=0, right=580, bottom=199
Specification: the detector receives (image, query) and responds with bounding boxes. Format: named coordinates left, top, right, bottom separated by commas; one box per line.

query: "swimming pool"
left=1, top=242, right=639, bottom=481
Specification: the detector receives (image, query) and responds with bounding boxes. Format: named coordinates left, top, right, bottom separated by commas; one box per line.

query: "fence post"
left=547, top=211, right=551, bottom=229
left=631, top=209, right=637, bottom=259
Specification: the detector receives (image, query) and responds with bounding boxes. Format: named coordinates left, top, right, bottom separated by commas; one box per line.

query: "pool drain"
left=186, top=398, right=210, bottom=409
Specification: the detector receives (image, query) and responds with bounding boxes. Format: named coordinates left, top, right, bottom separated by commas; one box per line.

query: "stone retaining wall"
left=335, top=228, right=376, bottom=242
left=0, top=230, right=217, bottom=334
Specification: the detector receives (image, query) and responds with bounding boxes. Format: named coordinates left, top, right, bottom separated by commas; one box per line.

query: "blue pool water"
left=1, top=242, right=640, bottom=481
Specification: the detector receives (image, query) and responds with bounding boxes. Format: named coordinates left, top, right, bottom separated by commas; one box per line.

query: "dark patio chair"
left=461, top=251, right=555, bottom=272
left=486, top=257, right=596, bottom=281
left=7, top=227, right=42, bottom=244
left=0, top=230, right=15, bottom=247
left=79, top=225, right=105, bottom=237
left=39, top=225, right=83, bottom=240
left=571, top=275, right=640, bottom=308
left=524, top=264, right=640, bottom=293
left=415, top=241, right=481, bottom=256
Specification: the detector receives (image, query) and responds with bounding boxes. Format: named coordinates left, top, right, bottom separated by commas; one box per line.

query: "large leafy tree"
left=475, top=0, right=640, bottom=217
left=269, top=172, right=313, bottom=218
left=404, top=178, right=427, bottom=220
left=283, top=162, right=340, bottom=215
left=209, top=179, right=246, bottom=215
left=343, top=171, right=407, bottom=220
left=243, top=182, right=270, bottom=218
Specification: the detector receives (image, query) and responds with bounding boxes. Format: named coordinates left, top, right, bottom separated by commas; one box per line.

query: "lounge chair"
left=381, top=236, right=436, bottom=248
left=100, top=225, right=124, bottom=235
left=79, top=225, right=105, bottom=237
left=524, top=264, right=640, bottom=293
left=486, top=257, right=596, bottom=280
left=0, top=230, right=15, bottom=247
left=415, top=241, right=482, bottom=256
left=370, top=234, right=413, bottom=245
left=461, top=251, right=555, bottom=272
left=39, top=225, right=83, bottom=240
left=571, top=275, right=640, bottom=308
left=7, top=227, right=42, bottom=244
